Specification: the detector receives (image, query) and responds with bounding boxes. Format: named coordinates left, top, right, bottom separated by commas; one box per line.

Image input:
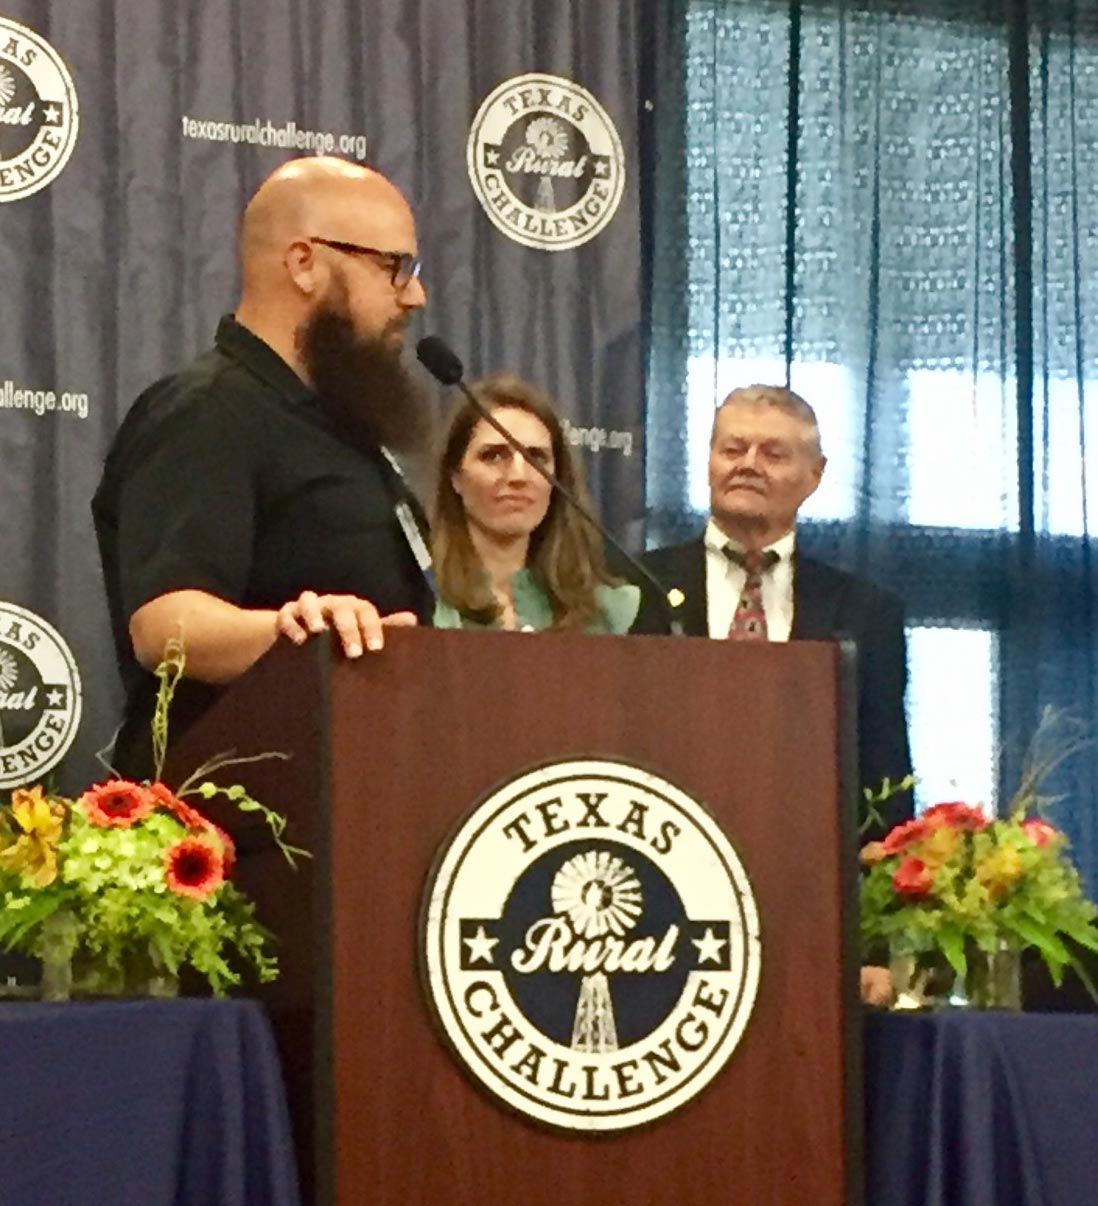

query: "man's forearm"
left=129, top=590, right=279, bottom=684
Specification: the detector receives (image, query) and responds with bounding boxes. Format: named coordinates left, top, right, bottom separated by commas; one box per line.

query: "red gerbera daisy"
left=164, top=836, right=225, bottom=900
left=80, top=779, right=156, bottom=829
left=148, top=781, right=208, bottom=829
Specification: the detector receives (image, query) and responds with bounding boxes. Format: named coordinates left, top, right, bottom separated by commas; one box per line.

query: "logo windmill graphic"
left=552, top=850, right=642, bottom=1052
left=0, top=65, right=16, bottom=110
left=0, top=647, right=16, bottom=748
left=525, top=116, right=568, bottom=213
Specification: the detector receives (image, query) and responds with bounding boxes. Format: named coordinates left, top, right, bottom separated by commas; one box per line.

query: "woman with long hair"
left=431, top=373, right=639, bottom=633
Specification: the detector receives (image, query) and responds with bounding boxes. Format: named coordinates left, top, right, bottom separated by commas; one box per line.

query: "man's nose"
left=738, top=445, right=760, bottom=470
left=401, top=276, right=427, bottom=309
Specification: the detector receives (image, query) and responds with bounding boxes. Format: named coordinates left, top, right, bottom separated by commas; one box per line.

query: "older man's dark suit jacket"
left=633, top=538, right=914, bottom=836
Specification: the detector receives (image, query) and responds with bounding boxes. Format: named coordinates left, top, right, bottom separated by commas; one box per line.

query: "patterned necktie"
left=725, top=548, right=779, bottom=641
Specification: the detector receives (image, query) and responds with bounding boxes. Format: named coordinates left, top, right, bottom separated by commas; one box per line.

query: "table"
left=865, top=1011, right=1098, bottom=1206
left=3, top=1000, right=1096, bottom=1205
left=0, top=998, right=300, bottom=1206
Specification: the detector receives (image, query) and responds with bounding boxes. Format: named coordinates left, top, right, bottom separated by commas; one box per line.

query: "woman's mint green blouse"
left=433, top=569, right=640, bottom=634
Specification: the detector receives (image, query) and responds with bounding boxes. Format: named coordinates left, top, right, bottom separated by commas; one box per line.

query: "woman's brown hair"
left=431, top=373, right=615, bottom=629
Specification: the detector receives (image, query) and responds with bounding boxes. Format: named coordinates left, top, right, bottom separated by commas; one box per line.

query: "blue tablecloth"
left=0, top=998, right=300, bottom=1206
left=865, top=1011, right=1098, bottom=1206
left=2, top=999, right=1095, bottom=1205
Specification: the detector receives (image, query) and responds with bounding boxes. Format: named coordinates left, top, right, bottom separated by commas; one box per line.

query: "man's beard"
left=297, top=299, right=431, bottom=456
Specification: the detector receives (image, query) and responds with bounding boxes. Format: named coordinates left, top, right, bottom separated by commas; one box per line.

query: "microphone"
left=416, top=335, right=685, bottom=635
left=417, top=336, right=464, bottom=386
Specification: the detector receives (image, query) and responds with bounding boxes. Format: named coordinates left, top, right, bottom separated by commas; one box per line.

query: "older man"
left=638, top=384, right=913, bottom=833
left=93, top=157, right=434, bottom=774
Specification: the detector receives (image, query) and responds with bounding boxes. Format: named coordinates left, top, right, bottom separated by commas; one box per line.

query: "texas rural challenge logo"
left=0, top=603, right=81, bottom=789
left=467, top=73, right=625, bottom=251
left=422, top=759, right=761, bottom=1131
left=0, top=17, right=79, bottom=202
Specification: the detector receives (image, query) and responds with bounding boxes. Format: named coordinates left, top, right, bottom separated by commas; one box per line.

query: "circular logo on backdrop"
left=0, top=603, right=81, bottom=789
left=421, top=759, right=761, bottom=1132
left=467, top=73, right=625, bottom=252
left=0, top=17, right=79, bottom=203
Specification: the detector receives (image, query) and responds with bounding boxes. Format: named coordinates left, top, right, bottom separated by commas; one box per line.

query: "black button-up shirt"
left=93, top=316, right=433, bottom=774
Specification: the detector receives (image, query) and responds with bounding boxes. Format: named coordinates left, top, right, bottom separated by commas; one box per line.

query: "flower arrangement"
left=0, top=643, right=303, bottom=998
left=860, top=716, right=1098, bottom=1007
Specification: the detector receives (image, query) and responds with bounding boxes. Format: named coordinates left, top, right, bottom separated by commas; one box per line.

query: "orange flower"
left=860, top=841, right=888, bottom=866
left=164, top=836, right=225, bottom=900
left=1022, top=818, right=1059, bottom=848
left=148, top=781, right=208, bottom=830
left=921, top=801, right=991, bottom=831
left=882, top=817, right=931, bottom=854
left=80, top=780, right=156, bottom=828
left=205, top=822, right=236, bottom=876
left=893, top=856, right=935, bottom=898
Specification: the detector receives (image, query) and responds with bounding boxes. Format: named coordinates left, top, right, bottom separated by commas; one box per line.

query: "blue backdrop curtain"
left=644, top=0, right=1098, bottom=889
left=0, top=0, right=649, bottom=793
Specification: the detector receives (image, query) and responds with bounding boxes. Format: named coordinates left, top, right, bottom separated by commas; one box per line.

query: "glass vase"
left=888, top=939, right=957, bottom=1010
left=37, top=910, right=79, bottom=1002
left=888, top=936, right=1023, bottom=1011
left=70, top=948, right=180, bottom=999
left=962, top=942, right=1022, bottom=1010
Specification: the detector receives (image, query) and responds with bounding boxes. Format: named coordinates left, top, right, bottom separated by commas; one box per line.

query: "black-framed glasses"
left=309, top=237, right=422, bottom=290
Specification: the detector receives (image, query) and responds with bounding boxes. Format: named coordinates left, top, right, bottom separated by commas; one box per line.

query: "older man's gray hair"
left=712, top=384, right=823, bottom=457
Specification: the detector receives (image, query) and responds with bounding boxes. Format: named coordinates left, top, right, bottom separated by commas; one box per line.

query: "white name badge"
left=395, top=500, right=432, bottom=573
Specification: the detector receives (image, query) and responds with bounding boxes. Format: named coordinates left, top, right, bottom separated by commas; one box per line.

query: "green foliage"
left=861, top=774, right=918, bottom=837
left=863, top=711, right=1098, bottom=995
left=189, top=780, right=308, bottom=866
left=861, top=809, right=1098, bottom=990
left=150, top=637, right=187, bottom=782
left=0, top=793, right=284, bottom=996
left=0, top=639, right=306, bottom=997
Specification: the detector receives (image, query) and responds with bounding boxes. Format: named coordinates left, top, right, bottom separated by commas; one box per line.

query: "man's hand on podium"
left=276, top=590, right=418, bottom=658
left=131, top=588, right=419, bottom=685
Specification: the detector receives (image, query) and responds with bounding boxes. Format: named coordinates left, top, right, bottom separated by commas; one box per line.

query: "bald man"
left=93, top=157, right=434, bottom=775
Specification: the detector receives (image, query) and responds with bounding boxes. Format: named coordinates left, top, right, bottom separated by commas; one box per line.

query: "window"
left=906, top=368, right=1018, bottom=532
left=906, top=626, right=999, bottom=813
left=653, top=2, right=1098, bottom=856
left=1036, top=376, right=1098, bottom=537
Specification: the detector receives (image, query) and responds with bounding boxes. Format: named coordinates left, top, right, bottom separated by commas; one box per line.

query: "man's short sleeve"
left=116, top=389, right=262, bottom=619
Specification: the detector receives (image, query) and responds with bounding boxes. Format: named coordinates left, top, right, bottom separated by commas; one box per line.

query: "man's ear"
left=799, top=454, right=827, bottom=508
left=285, top=238, right=323, bottom=296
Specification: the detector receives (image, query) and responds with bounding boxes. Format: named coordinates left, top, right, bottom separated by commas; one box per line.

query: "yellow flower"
left=976, top=846, right=1023, bottom=901
left=0, top=786, right=65, bottom=887
left=10, top=786, right=63, bottom=837
left=920, top=825, right=963, bottom=869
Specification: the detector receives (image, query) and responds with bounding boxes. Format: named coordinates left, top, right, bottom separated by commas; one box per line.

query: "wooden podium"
left=167, top=629, right=862, bottom=1205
